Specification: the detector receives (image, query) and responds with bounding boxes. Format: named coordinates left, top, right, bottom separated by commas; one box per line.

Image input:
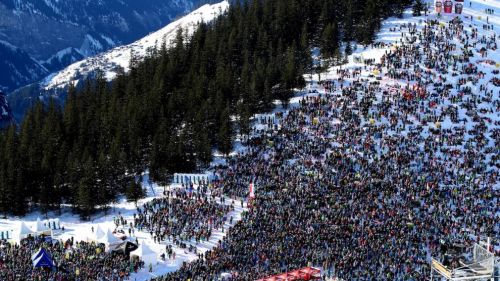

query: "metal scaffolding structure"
left=430, top=238, right=496, bottom=281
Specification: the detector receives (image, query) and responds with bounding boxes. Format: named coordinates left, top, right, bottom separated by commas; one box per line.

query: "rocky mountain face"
left=0, top=40, right=49, bottom=92
left=0, top=0, right=201, bottom=92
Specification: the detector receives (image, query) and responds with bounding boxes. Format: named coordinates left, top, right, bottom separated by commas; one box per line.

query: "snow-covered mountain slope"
left=0, top=40, right=49, bottom=92
left=0, top=0, right=202, bottom=91
left=42, top=47, right=86, bottom=73
left=42, top=1, right=229, bottom=90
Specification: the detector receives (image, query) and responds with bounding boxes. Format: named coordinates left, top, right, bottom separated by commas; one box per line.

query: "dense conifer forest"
left=0, top=0, right=411, bottom=218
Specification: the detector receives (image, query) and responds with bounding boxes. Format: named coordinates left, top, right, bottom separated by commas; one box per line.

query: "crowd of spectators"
left=154, top=16, right=499, bottom=281
left=0, top=236, right=142, bottom=281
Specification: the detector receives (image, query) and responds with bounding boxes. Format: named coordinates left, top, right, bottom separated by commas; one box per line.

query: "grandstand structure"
left=430, top=237, right=497, bottom=281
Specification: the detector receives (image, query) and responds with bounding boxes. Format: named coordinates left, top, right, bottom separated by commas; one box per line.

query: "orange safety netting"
left=255, top=267, right=321, bottom=281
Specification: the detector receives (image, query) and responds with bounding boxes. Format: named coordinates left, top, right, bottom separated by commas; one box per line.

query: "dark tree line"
left=0, top=0, right=411, bottom=218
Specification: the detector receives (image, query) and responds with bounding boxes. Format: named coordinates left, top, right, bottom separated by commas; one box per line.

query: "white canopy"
left=13, top=221, right=34, bottom=243
left=98, top=228, right=121, bottom=251
left=19, top=221, right=33, bottom=235
left=94, top=225, right=106, bottom=240
left=86, top=224, right=106, bottom=243
left=33, top=218, right=50, bottom=233
left=130, top=242, right=157, bottom=266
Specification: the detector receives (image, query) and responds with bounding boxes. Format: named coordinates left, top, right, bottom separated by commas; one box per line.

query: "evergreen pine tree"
left=238, top=102, right=252, bottom=139
left=218, top=106, right=233, bottom=156
left=77, top=157, right=96, bottom=219
left=0, top=134, right=10, bottom=217
left=345, top=42, right=353, bottom=56
left=321, top=23, right=340, bottom=58
left=126, top=179, right=144, bottom=205
left=357, top=0, right=381, bottom=45
left=413, top=0, right=425, bottom=16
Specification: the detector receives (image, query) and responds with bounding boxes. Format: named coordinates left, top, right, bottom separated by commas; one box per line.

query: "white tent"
left=130, top=242, right=157, bottom=266
left=33, top=218, right=50, bottom=235
left=94, top=225, right=106, bottom=240
left=86, top=224, right=106, bottom=243
left=98, top=228, right=122, bottom=251
left=13, top=222, right=34, bottom=243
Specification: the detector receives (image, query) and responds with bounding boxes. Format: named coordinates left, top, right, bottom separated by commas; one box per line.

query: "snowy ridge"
left=43, top=1, right=229, bottom=90
left=0, top=40, right=50, bottom=92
